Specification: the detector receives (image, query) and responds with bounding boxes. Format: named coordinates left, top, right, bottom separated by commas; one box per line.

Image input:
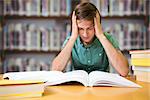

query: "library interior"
left=0, top=0, right=149, bottom=99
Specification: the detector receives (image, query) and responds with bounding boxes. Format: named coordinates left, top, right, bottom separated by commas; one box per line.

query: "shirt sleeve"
left=61, top=32, right=71, bottom=48
left=104, top=32, right=120, bottom=49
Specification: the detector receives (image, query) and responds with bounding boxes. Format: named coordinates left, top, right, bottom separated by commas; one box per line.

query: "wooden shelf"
left=3, top=49, right=60, bottom=54
left=101, top=15, right=145, bottom=19
left=3, top=15, right=71, bottom=20
left=3, top=15, right=145, bottom=20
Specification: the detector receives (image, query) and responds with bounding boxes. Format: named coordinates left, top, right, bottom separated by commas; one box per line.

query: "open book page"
left=3, top=70, right=89, bottom=86
left=89, top=71, right=141, bottom=87
left=45, top=70, right=89, bottom=86
left=3, top=71, right=62, bottom=81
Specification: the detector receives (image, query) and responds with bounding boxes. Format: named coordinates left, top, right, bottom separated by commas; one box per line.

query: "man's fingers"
left=72, top=11, right=76, bottom=20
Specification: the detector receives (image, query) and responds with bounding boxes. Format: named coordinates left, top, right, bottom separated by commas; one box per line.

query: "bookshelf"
left=3, top=15, right=70, bottom=20
left=0, top=0, right=149, bottom=74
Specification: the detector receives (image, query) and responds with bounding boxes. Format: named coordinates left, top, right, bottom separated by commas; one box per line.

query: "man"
left=51, top=2, right=129, bottom=76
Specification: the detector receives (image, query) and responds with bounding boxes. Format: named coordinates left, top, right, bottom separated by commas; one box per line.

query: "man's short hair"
left=74, top=2, right=101, bottom=23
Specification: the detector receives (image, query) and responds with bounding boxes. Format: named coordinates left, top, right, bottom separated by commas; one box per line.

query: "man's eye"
left=88, top=27, right=94, bottom=30
left=78, top=28, right=83, bottom=30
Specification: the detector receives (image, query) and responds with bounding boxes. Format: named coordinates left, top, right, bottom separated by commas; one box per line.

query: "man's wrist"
left=70, top=36, right=77, bottom=42
left=97, top=34, right=106, bottom=41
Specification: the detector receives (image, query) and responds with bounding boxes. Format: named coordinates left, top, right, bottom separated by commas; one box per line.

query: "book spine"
left=131, top=58, right=150, bottom=67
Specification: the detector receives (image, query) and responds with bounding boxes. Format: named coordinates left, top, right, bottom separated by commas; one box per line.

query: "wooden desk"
left=1, top=75, right=149, bottom=100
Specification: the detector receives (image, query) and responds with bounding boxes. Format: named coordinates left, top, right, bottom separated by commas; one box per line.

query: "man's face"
left=77, top=19, right=95, bottom=45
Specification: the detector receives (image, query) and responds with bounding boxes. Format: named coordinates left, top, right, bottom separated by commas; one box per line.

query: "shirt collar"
left=78, top=36, right=100, bottom=48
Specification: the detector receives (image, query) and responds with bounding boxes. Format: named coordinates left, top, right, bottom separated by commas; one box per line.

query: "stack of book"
left=130, top=50, right=150, bottom=83
left=0, top=80, right=45, bottom=99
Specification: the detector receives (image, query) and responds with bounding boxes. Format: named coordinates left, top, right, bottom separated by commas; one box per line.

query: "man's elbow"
left=120, top=66, right=129, bottom=77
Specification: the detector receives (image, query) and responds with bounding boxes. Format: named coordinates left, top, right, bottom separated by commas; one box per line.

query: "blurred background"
left=0, top=0, right=149, bottom=74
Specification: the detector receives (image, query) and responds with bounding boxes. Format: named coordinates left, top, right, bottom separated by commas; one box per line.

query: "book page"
left=3, top=71, right=62, bottom=81
left=89, top=71, right=141, bottom=87
left=64, top=70, right=88, bottom=86
left=45, top=70, right=89, bottom=86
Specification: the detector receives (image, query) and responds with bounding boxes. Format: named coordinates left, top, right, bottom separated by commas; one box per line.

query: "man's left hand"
left=94, top=11, right=104, bottom=39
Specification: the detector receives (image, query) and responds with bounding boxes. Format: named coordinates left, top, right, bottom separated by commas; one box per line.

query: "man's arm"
left=51, top=37, right=76, bottom=71
left=51, top=11, right=78, bottom=71
left=94, top=12, right=129, bottom=76
left=98, top=34, right=129, bottom=76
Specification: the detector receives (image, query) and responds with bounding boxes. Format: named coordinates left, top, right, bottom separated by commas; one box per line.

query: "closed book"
left=132, top=66, right=150, bottom=83
left=132, top=66, right=150, bottom=72
left=131, top=58, right=150, bottom=67
left=131, top=53, right=150, bottom=59
left=130, top=50, right=150, bottom=54
left=134, top=70, right=150, bottom=83
left=0, top=80, right=45, bottom=99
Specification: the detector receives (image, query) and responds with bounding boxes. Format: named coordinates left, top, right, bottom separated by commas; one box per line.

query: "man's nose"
left=83, top=30, right=88, bottom=37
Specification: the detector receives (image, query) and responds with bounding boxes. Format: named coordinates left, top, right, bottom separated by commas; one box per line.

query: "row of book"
left=3, top=23, right=146, bottom=51
left=130, top=50, right=150, bottom=83
left=89, top=0, right=147, bottom=16
left=103, top=23, right=147, bottom=50
left=3, top=23, right=70, bottom=51
left=2, top=57, right=51, bottom=73
left=3, top=0, right=71, bottom=16
left=3, top=0, right=148, bottom=17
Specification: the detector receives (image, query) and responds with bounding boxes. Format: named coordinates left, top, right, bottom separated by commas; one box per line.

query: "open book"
left=3, top=70, right=141, bottom=87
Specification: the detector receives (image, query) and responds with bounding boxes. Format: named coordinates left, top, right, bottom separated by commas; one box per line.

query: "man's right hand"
left=70, top=11, right=78, bottom=40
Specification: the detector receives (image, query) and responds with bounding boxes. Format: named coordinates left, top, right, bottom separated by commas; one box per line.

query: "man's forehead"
left=77, top=20, right=94, bottom=27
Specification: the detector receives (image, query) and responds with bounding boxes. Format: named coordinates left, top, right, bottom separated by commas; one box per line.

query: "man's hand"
left=94, top=11, right=104, bottom=39
left=71, top=11, right=78, bottom=40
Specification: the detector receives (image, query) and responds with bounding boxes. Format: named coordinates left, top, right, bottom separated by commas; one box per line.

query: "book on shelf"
left=49, top=28, right=61, bottom=51
left=89, top=0, right=101, bottom=12
left=50, top=0, right=60, bottom=16
left=100, top=0, right=109, bottom=16
left=109, top=0, right=123, bottom=16
left=60, top=0, right=67, bottom=16
left=66, top=0, right=71, bottom=16
left=40, top=27, right=49, bottom=51
left=3, top=70, right=141, bottom=87
left=41, top=0, right=49, bottom=16
left=0, top=80, right=44, bottom=99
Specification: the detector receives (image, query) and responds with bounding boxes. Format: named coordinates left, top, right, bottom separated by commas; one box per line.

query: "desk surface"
left=0, top=75, right=150, bottom=100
